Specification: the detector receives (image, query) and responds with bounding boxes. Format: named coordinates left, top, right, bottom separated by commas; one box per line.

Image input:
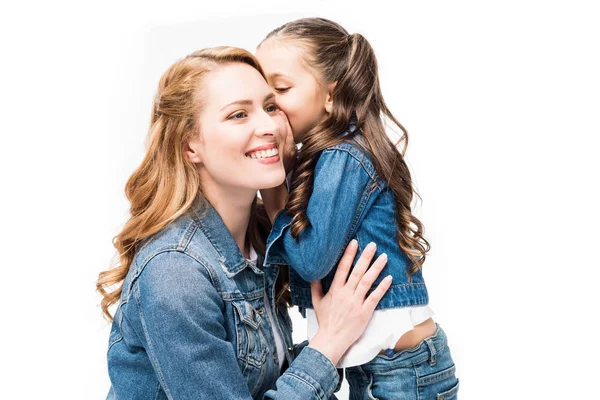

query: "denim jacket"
left=106, top=198, right=340, bottom=399
left=264, top=131, right=429, bottom=313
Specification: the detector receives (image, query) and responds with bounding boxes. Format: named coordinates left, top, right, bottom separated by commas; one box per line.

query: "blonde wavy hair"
left=97, top=47, right=290, bottom=321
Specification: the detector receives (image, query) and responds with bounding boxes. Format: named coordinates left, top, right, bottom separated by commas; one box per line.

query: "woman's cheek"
left=272, top=111, right=285, bottom=134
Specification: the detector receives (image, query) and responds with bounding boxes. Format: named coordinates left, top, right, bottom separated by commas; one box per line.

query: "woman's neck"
left=201, top=181, right=256, bottom=258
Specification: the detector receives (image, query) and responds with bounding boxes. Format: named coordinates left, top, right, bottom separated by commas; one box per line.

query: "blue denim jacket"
left=106, top=198, right=340, bottom=399
left=264, top=131, right=429, bottom=312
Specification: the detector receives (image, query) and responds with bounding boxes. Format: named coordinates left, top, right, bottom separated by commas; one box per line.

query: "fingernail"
left=380, top=253, right=388, bottom=260
left=384, top=275, right=392, bottom=283
left=366, top=242, right=376, bottom=251
left=350, top=239, right=358, bottom=247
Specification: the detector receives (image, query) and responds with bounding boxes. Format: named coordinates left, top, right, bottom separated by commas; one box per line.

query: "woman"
left=97, top=46, right=392, bottom=399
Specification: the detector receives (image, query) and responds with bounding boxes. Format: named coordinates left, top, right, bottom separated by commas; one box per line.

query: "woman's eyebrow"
left=220, top=93, right=276, bottom=112
left=267, top=72, right=289, bottom=80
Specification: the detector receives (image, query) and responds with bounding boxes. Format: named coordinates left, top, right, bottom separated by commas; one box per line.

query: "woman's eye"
left=229, top=111, right=247, bottom=120
left=265, top=104, right=279, bottom=113
left=275, top=87, right=290, bottom=93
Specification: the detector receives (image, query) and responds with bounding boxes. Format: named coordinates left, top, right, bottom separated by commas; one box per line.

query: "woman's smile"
left=245, top=143, right=280, bottom=164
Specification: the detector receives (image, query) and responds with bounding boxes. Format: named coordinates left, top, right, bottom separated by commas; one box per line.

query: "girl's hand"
left=307, top=240, right=391, bottom=365
left=278, top=110, right=297, bottom=175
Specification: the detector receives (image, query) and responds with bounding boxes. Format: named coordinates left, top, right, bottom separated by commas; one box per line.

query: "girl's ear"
left=324, top=82, right=337, bottom=114
left=184, top=136, right=203, bottom=164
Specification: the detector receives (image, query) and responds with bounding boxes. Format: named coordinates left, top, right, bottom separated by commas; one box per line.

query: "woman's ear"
left=184, top=136, right=203, bottom=164
left=324, top=82, right=337, bottom=114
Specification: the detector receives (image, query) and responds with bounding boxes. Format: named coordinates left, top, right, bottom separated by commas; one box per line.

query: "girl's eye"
left=265, top=104, right=279, bottom=113
left=275, top=87, right=290, bottom=93
left=229, top=111, right=247, bottom=120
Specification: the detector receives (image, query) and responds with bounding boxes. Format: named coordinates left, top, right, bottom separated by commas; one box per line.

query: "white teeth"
left=247, top=147, right=279, bottom=159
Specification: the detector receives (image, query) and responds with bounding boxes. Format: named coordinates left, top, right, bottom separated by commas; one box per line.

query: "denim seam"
left=176, top=218, right=200, bottom=252
left=124, top=246, right=178, bottom=299
left=317, top=149, right=378, bottom=277
left=417, top=365, right=455, bottom=386
left=176, top=249, right=223, bottom=295
left=133, top=282, right=173, bottom=400
left=106, top=334, right=123, bottom=355
left=250, top=356, right=267, bottom=397
left=125, top=249, right=217, bottom=298
left=107, top=306, right=125, bottom=350
left=285, top=371, right=326, bottom=400
left=388, top=282, right=427, bottom=288
left=197, top=215, right=247, bottom=277
left=152, top=383, right=162, bottom=400
left=437, top=379, right=459, bottom=399
left=322, top=147, right=379, bottom=181
left=107, top=332, right=123, bottom=350
left=415, top=364, right=422, bottom=400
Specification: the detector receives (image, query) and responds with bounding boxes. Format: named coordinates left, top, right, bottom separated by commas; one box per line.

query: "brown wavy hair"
left=260, top=18, right=430, bottom=276
left=97, top=47, right=290, bottom=321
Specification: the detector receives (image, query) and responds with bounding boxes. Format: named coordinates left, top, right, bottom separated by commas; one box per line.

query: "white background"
left=1, top=1, right=599, bottom=398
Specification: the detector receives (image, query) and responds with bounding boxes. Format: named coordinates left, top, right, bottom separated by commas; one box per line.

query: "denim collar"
left=190, top=196, right=262, bottom=277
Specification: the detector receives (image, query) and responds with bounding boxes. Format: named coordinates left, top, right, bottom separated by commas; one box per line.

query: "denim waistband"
left=356, top=323, right=448, bottom=371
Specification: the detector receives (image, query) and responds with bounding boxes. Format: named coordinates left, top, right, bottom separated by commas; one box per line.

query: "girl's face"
left=256, top=40, right=332, bottom=143
left=186, top=62, right=287, bottom=194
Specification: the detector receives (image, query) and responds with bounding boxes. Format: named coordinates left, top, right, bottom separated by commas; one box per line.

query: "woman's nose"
left=254, top=111, right=278, bottom=137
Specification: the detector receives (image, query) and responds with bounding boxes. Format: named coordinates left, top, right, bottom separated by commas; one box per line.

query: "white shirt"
left=306, top=305, right=434, bottom=367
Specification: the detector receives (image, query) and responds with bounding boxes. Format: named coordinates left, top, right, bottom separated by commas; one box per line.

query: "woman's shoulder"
left=129, top=211, right=222, bottom=284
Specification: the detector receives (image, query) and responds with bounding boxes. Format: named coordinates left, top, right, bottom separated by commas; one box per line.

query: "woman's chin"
left=256, top=171, right=287, bottom=190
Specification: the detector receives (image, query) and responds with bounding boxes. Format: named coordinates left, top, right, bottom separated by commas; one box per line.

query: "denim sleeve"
left=265, top=346, right=340, bottom=399
left=266, top=148, right=375, bottom=282
left=135, top=251, right=339, bottom=399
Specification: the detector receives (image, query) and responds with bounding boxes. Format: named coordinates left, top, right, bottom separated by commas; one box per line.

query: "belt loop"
left=425, top=338, right=437, bottom=366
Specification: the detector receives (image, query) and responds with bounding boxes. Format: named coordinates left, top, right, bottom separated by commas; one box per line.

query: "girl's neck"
left=201, top=181, right=256, bottom=259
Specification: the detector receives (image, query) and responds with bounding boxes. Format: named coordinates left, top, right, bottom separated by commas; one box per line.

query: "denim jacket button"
left=257, top=308, right=264, bottom=314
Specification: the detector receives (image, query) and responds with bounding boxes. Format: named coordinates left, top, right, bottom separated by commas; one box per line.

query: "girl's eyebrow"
left=219, top=93, right=275, bottom=112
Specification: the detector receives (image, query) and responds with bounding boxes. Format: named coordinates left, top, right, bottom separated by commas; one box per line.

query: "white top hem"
left=306, top=305, right=434, bottom=368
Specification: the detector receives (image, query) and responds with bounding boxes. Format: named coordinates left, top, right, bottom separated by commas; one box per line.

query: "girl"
left=256, top=18, right=459, bottom=399
left=97, top=46, right=393, bottom=399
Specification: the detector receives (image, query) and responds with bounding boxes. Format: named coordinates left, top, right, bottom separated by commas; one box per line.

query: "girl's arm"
left=260, top=182, right=288, bottom=223
left=131, top=243, right=389, bottom=399
left=265, top=147, right=376, bottom=282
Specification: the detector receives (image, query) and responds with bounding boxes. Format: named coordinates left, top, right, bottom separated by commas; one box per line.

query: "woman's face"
left=187, top=62, right=287, bottom=194
left=255, top=40, right=330, bottom=143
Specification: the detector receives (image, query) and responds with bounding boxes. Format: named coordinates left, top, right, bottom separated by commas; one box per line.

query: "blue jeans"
left=345, top=324, right=459, bottom=399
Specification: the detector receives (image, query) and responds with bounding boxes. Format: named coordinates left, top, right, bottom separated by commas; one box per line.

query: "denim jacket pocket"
left=231, top=300, right=268, bottom=396
left=232, top=300, right=268, bottom=367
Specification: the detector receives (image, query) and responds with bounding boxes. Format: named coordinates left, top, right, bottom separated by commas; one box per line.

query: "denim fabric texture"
left=106, top=198, right=340, bottom=399
left=264, top=127, right=429, bottom=313
left=345, top=324, right=459, bottom=399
